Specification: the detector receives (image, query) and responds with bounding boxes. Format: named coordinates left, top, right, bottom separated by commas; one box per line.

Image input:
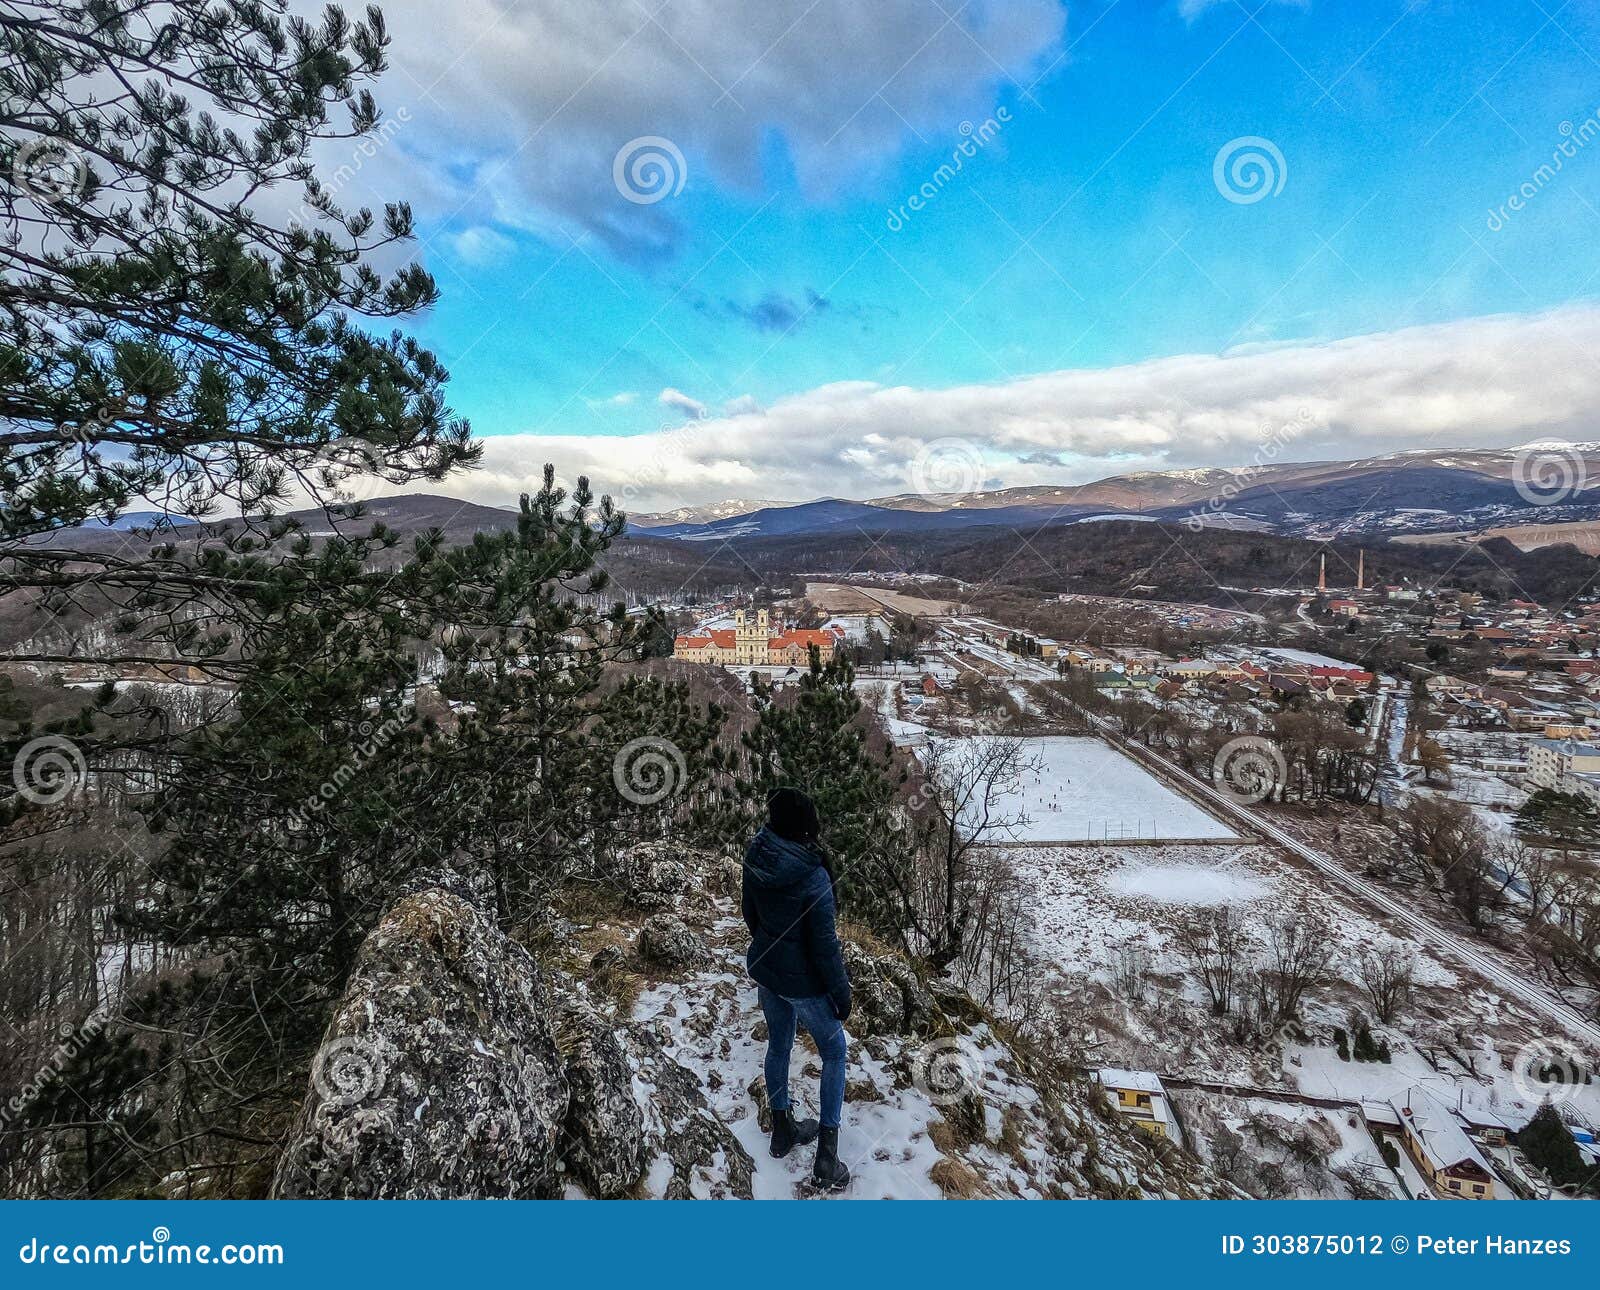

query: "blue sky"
left=368, top=0, right=1600, bottom=508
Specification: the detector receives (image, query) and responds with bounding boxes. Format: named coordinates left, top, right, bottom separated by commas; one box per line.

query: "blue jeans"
left=758, top=986, right=847, bottom=1129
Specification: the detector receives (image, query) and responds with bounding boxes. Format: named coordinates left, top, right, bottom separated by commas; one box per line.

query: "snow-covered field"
left=973, top=736, right=1239, bottom=842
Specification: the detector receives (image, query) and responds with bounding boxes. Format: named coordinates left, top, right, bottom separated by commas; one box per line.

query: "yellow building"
left=1390, top=1089, right=1496, bottom=1199
left=1096, top=1068, right=1171, bottom=1140
left=673, top=610, right=838, bottom=667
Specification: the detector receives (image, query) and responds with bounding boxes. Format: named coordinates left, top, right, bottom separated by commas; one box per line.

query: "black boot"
left=770, top=1107, right=819, bottom=1158
left=812, top=1125, right=850, bottom=1191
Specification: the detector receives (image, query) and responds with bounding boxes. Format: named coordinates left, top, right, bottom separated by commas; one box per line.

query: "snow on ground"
left=1011, top=844, right=1284, bottom=988
left=1106, top=863, right=1271, bottom=906
left=963, top=736, right=1240, bottom=842
left=1252, top=646, right=1354, bottom=668
left=634, top=954, right=951, bottom=1199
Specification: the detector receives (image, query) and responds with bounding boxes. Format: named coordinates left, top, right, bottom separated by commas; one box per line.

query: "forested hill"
left=725, top=521, right=1600, bottom=607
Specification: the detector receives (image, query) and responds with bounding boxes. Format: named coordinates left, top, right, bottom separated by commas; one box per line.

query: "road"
left=939, top=621, right=1600, bottom=1050
left=1080, top=696, right=1600, bottom=1050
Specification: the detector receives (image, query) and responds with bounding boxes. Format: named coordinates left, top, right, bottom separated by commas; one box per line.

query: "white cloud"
left=450, top=225, right=516, bottom=266
left=657, top=387, right=708, bottom=420
left=376, top=0, right=1066, bottom=261
left=430, top=307, right=1600, bottom=511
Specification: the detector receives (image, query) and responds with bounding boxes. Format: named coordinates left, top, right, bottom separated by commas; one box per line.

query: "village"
left=663, top=563, right=1600, bottom=1201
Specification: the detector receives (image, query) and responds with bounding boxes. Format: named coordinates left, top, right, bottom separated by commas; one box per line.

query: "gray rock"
left=843, top=943, right=939, bottom=1036
left=636, top=914, right=709, bottom=970
left=272, top=870, right=569, bottom=1199
left=589, top=943, right=626, bottom=973
left=628, top=1021, right=755, bottom=1199
left=553, top=1000, right=648, bottom=1197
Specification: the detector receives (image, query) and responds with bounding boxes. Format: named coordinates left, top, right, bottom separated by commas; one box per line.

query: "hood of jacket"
left=743, top=825, right=822, bottom=890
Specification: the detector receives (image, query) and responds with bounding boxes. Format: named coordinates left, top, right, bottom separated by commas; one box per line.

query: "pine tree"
left=734, top=649, right=910, bottom=938
left=0, top=1, right=475, bottom=817
left=1517, top=1102, right=1589, bottom=1192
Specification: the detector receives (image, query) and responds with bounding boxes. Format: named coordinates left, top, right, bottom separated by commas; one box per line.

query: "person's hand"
left=833, top=993, right=852, bottom=1023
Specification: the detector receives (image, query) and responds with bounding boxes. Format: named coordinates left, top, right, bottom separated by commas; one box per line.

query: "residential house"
left=1390, top=1088, right=1497, bottom=1199
left=1095, top=1069, right=1172, bottom=1140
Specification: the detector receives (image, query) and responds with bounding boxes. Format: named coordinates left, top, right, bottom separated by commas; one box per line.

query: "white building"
left=1528, top=737, right=1600, bottom=789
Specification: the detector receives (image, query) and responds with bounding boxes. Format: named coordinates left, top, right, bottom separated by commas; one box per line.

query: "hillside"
left=267, top=847, right=1232, bottom=1200
left=724, top=520, right=1600, bottom=607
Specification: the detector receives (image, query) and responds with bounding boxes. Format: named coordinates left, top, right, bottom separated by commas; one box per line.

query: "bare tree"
left=1174, top=905, right=1249, bottom=1015
left=1250, top=914, right=1333, bottom=1034
left=1357, top=945, right=1415, bottom=1024
left=908, top=736, right=1039, bottom=969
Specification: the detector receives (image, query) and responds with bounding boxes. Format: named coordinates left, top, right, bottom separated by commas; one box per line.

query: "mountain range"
left=626, top=446, right=1600, bottom=543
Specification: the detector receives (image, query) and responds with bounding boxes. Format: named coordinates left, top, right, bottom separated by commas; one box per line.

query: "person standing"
left=741, top=787, right=852, bottom=1191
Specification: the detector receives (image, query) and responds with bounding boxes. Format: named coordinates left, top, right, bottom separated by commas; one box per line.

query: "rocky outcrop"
left=843, top=942, right=940, bottom=1036
left=272, top=869, right=569, bottom=1199
left=275, top=844, right=1236, bottom=1201
left=277, top=858, right=755, bottom=1201
left=552, top=998, right=648, bottom=1197
left=628, top=1019, right=755, bottom=1199
left=636, top=913, right=709, bottom=970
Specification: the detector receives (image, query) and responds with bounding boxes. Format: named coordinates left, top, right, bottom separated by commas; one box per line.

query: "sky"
left=331, top=0, right=1600, bottom=512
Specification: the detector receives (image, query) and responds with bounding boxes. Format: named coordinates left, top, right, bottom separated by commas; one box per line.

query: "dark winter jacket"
left=741, top=826, right=851, bottom=1015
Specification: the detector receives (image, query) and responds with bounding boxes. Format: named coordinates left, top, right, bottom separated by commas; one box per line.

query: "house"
left=1327, top=599, right=1361, bottom=617
left=1544, top=724, right=1594, bottom=742
left=1095, top=1069, right=1171, bottom=1140
left=1164, top=659, right=1220, bottom=681
left=1390, top=1088, right=1497, bottom=1199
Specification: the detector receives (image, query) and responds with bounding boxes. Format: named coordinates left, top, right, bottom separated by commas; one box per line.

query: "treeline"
left=731, top=523, right=1600, bottom=609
